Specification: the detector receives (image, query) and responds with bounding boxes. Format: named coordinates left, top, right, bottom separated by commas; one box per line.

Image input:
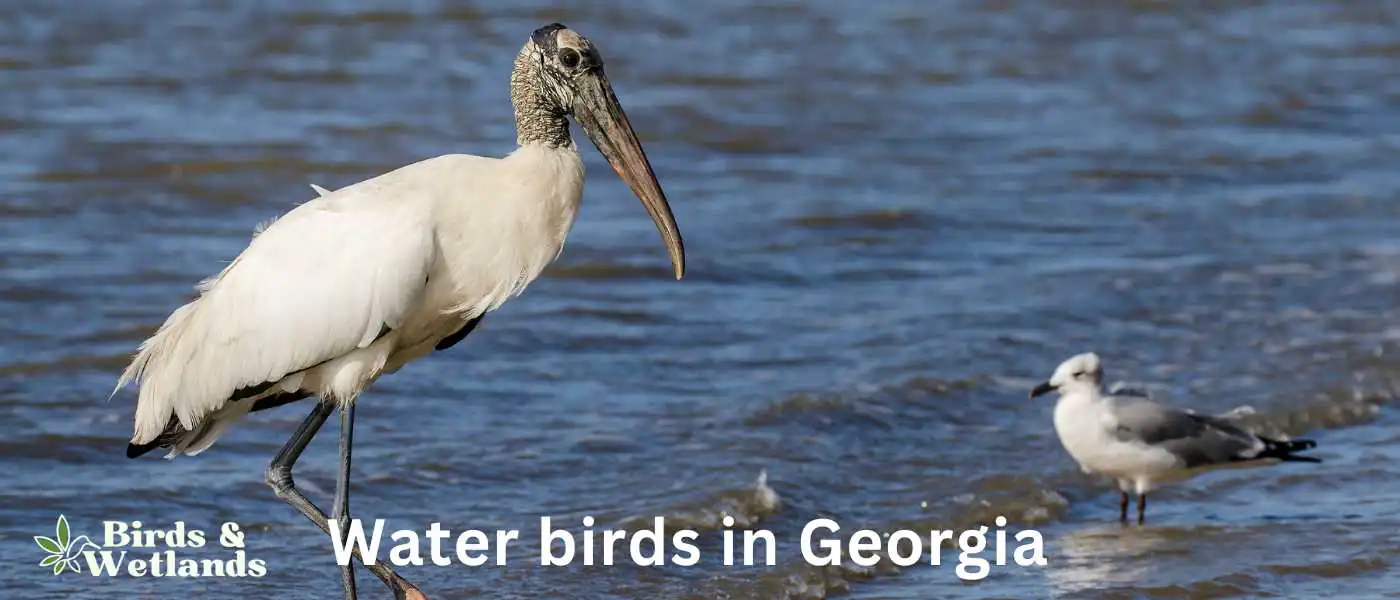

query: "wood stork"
left=116, top=23, right=685, bottom=600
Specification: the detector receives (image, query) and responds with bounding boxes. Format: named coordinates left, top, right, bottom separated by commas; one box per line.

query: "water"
left=2, top=1, right=1399, bottom=598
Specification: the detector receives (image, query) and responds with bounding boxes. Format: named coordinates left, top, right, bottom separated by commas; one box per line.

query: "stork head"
left=514, top=23, right=686, bottom=280
left=1030, top=352, right=1104, bottom=398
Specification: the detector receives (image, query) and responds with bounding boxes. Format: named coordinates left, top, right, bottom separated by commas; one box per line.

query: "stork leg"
left=1119, top=491, right=1129, bottom=522
left=265, top=400, right=426, bottom=600
left=333, top=403, right=357, bottom=600
left=1137, top=493, right=1147, bottom=525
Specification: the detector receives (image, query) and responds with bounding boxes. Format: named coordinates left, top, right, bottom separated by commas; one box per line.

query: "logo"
left=34, top=515, right=267, bottom=578
left=34, top=515, right=100, bottom=575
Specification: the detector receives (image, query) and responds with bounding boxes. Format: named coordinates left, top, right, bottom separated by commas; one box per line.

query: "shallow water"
left=2, top=1, right=1400, bottom=598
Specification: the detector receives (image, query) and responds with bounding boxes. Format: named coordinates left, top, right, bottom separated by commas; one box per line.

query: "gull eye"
left=559, top=48, right=581, bottom=69
left=1073, top=371, right=1087, bottom=378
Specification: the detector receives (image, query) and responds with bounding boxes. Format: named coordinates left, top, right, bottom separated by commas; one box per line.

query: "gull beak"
left=1029, top=382, right=1056, bottom=399
left=572, top=70, right=685, bottom=279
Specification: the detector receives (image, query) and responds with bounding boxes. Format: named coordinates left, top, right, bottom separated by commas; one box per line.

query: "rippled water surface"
left=3, top=1, right=1400, bottom=598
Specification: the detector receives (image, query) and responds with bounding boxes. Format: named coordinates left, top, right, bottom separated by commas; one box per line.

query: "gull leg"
left=265, top=400, right=427, bottom=600
left=1119, top=491, right=1129, bottom=522
left=1137, top=493, right=1147, bottom=525
left=333, top=403, right=357, bottom=600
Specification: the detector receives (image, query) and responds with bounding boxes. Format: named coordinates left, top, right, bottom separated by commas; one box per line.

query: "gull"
left=116, top=23, right=685, bottom=600
left=1030, top=353, right=1320, bottom=523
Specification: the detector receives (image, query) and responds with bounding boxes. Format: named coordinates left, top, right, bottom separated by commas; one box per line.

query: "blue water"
left=2, top=1, right=1399, bottom=598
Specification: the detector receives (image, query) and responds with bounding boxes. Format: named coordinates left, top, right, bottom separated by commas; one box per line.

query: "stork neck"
left=510, top=49, right=573, bottom=148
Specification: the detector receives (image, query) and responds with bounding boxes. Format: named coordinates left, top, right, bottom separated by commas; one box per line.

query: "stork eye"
left=559, top=48, right=581, bottom=69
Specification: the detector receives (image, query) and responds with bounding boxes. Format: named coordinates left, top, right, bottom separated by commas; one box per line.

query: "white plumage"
left=118, top=149, right=585, bottom=456
left=1031, top=352, right=1319, bottom=523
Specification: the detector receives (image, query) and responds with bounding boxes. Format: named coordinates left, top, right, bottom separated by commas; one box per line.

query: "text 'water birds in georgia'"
left=115, top=24, right=685, bottom=600
left=1029, top=353, right=1320, bottom=524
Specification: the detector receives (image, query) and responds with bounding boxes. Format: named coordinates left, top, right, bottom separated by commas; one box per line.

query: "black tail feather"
left=126, top=439, right=163, bottom=459
left=125, top=414, right=184, bottom=459
left=1257, top=437, right=1321, bottom=463
left=125, top=391, right=313, bottom=459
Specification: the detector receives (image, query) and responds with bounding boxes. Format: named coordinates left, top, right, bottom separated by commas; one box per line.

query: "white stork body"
left=120, top=147, right=584, bottom=456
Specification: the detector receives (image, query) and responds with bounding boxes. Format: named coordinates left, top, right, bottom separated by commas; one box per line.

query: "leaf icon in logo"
left=36, top=515, right=97, bottom=576
left=57, top=514, right=70, bottom=549
left=34, top=535, right=61, bottom=555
